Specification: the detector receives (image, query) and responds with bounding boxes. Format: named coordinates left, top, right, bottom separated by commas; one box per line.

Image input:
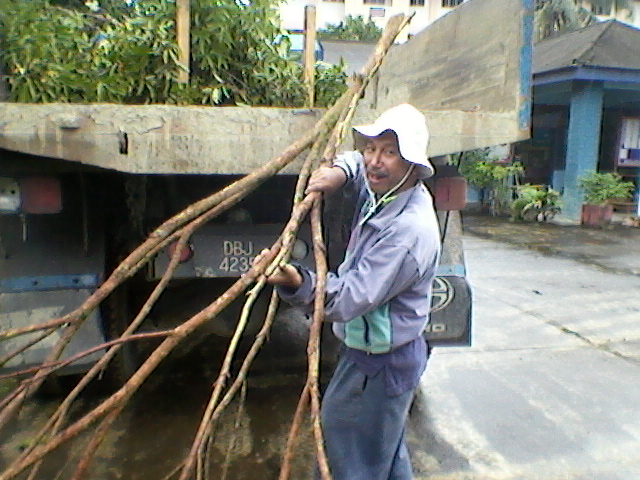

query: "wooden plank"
left=0, top=104, right=320, bottom=174
left=176, top=0, right=190, bottom=84
left=304, top=6, right=316, bottom=108
left=352, top=0, right=534, bottom=156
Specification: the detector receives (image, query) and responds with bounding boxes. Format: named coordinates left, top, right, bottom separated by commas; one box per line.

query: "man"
left=257, top=103, right=441, bottom=479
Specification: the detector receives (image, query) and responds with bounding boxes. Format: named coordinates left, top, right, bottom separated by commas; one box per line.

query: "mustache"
left=366, top=169, right=389, bottom=178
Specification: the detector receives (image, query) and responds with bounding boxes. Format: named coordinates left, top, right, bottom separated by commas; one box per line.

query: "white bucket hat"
left=353, top=103, right=435, bottom=178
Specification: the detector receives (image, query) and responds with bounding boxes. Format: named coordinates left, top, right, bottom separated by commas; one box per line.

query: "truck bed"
left=0, top=0, right=532, bottom=173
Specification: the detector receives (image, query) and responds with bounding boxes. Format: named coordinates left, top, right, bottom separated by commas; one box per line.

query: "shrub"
left=318, top=15, right=382, bottom=42
left=511, top=184, right=561, bottom=222
left=0, top=0, right=347, bottom=107
left=578, top=171, right=635, bottom=205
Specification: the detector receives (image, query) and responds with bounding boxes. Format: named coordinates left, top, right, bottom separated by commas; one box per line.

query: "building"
left=281, top=1, right=640, bottom=39
left=279, top=0, right=466, bottom=38
left=581, top=0, right=640, bottom=26
left=279, top=0, right=640, bottom=220
left=515, top=19, right=640, bottom=220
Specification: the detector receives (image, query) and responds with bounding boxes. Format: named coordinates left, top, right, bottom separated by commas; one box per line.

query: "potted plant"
left=578, top=171, right=635, bottom=227
left=511, top=184, right=562, bottom=222
left=459, top=149, right=523, bottom=215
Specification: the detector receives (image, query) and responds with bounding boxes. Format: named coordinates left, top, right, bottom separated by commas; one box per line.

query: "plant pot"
left=581, top=203, right=614, bottom=227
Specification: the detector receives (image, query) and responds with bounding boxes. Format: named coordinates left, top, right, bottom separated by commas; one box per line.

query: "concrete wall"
left=0, top=104, right=321, bottom=175
left=351, top=0, right=532, bottom=156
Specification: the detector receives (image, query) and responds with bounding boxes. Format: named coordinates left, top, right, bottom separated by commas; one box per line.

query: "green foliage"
left=314, top=61, right=348, bottom=107
left=51, top=0, right=136, bottom=18
left=534, top=0, right=633, bottom=41
left=578, top=171, right=635, bottom=205
left=458, top=149, right=523, bottom=189
left=458, top=148, right=524, bottom=215
left=0, top=0, right=347, bottom=107
left=511, top=184, right=562, bottom=222
left=535, top=0, right=594, bottom=41
left=318, top=15, right=382, bottom=42
left=1, top=0, right=179, bottom=103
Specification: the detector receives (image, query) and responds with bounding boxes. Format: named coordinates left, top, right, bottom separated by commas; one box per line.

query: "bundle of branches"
left=0, top=14, right=411, bottom=480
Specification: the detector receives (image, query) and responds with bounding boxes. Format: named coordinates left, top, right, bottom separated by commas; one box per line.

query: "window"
left=410, top=0, right=425, bottom=6
left=364, top=0, right=387, bottom=4
left=442, top=0, right=463, bottom=7
left=618, top=118, right=640, bottom=167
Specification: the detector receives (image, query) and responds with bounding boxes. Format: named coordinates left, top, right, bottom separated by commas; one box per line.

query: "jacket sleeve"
left=332, top=151, right=364, bottom=187
left=277, top=228, right=423, bottom=323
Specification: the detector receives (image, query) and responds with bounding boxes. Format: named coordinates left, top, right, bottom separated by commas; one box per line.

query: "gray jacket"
left=278, top=151, right=441, bottom=353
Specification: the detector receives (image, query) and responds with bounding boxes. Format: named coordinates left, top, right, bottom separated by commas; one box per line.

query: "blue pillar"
left=636, top=172, right=640, bottom=216
left=562, top=81, right=605, bottom=221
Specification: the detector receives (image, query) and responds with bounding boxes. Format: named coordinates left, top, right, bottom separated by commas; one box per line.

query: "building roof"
left=534, top=20, right=640, bottom=75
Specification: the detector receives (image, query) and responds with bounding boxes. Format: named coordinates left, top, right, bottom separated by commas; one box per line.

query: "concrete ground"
left=460, top=212, right=640, bottom=277
left=2, top=211, right=639, bottom=480
left=408, top=211, right=640, bottom=480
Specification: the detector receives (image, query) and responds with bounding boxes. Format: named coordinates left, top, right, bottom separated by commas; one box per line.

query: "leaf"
left=2, top=0, right=346, bottom=106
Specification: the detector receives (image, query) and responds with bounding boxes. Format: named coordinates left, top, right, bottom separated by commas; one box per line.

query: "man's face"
left=363, top=130, right=413, bottom=195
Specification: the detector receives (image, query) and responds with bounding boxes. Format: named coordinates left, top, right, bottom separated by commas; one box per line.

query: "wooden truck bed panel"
left=0, top=0, right=532, bottom=173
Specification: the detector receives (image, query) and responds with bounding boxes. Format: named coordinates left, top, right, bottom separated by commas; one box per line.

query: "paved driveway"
left=410, top=231, right=640, bottom=480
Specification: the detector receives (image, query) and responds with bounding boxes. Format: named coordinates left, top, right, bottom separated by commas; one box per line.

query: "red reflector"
left=434, top=177, right=467, bottom=211
left=19, top=177, right=63, bottom=214
left=167, top=242, right=194, bottom=263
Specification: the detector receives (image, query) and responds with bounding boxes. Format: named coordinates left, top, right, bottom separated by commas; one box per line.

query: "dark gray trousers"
left=318, top=355, right=415, bottom=480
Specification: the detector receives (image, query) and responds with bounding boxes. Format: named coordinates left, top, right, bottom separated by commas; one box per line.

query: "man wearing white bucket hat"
left=258, top=103, right=441, bottom=479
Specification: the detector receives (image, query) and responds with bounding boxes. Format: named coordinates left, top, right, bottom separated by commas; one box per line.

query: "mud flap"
left=0, top=290, right=105, bottom=375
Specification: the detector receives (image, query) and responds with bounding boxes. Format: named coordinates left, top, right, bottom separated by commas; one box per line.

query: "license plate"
left=205, top=240, right=257, bottom=276
left=193, top=237, right=271, bottom=278
left=152, top=225, right=311, bottom=280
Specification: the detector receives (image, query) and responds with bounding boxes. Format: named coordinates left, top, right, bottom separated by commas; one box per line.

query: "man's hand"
left=306, top=165, right=347, bottom=195
left=253, top=249, right=303, bottom=288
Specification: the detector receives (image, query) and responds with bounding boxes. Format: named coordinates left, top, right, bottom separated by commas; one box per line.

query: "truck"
left=0, top=0, right=533, bottom=382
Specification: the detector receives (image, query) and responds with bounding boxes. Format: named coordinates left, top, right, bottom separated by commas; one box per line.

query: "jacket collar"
left=361, top=182, right=425, bottom=230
